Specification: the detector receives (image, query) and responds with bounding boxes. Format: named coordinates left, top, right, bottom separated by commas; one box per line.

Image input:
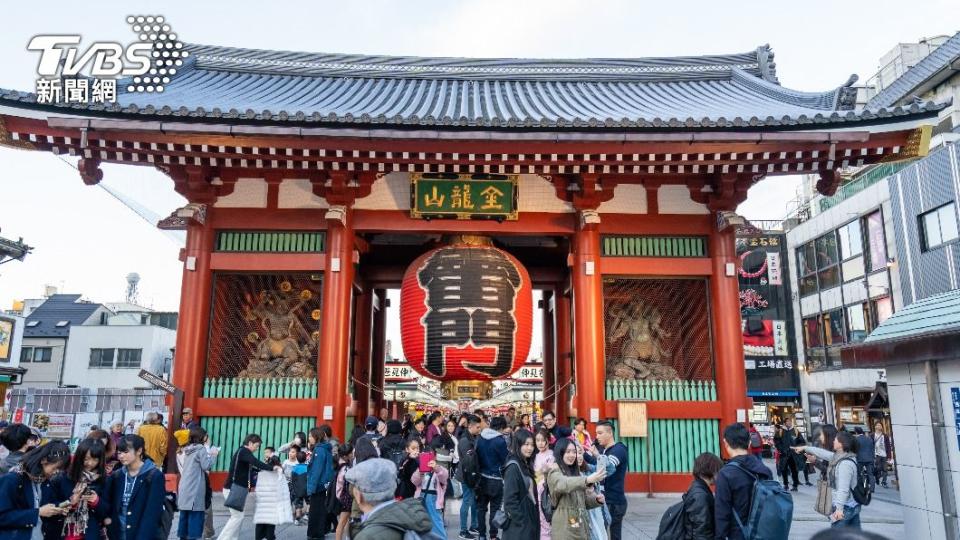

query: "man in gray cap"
left=346, top=458, right=433, bottom=540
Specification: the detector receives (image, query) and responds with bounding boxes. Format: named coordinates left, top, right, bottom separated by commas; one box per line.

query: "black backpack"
left=460, top=446, right=481, bottom=489
left=841, top=457, right=873, bottom=506
left=656, top=500, right=686, bottom=540
left=144, top=470, right=176, bottom=540
left=325, top=466, right=344, bottom=515
left=539, top=478, right=554, bottom=522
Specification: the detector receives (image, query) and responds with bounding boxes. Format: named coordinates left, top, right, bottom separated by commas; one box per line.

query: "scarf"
left=63, top=470, right=101, bottom=538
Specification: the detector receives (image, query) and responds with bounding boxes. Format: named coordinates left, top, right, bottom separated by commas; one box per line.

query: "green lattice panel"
left=612, top=419, right=720, bottom=473
left=215, top=231, right=325, bottom=253
left=602, top=236, right=707, bottom=257
left=203, top=378, right=318, bottom=399
left=204, top=416, right=316, bottom=472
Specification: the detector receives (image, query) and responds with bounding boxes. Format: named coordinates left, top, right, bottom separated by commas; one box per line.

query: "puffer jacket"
left=253, top=470, right=293, bottom=526
left=350, top=498, right=433, bottom=540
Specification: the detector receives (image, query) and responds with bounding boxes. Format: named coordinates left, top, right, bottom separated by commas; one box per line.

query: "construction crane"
left=0, top=230, right=31, bottom=265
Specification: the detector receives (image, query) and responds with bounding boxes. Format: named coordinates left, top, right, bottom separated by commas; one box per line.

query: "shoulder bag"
left=223, top=450, right=250, bottom=511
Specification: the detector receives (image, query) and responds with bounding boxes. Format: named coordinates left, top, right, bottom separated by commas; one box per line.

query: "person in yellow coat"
left=137, top=412, right=168, bottom=466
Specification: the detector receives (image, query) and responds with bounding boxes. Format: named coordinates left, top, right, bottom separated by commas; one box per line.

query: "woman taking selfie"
left=545, top=438, right=606, bottom=540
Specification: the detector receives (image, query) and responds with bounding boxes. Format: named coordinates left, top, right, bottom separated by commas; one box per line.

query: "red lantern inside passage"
left=400, top=238, right=533, bottom=381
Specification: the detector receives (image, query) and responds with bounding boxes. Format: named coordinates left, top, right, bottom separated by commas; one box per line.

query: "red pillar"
left=352, top=287, right=373, bottom=424
left=318, top=208, right=354, bottom=440
left=555, top=290, right=573, bottom=425
left=710, top=225, right=749, bottom=438
left=571, top=216, right=606, bottom=427
left=541, top=290, right=556, bottom=413
left=171, top=217, right=214, bottom=415
left=370, top=289, right=387, bottom=416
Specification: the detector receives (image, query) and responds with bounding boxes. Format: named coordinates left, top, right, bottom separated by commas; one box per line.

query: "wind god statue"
left=606, top=299, right=679, bottom=380
left=237, top=283, right=318, bottom=379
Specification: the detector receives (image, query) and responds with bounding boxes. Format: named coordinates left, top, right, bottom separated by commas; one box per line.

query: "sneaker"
left=790, top=486, right=798, bottom=492
left=459, top=532, right=476, bottom=540
left=469, top=528, right=480, bottom=535
left=805, top=482, right=814, bottom=486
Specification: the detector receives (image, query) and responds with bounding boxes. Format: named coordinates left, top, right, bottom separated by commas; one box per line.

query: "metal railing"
left=818, top=162, right=914, bottom=213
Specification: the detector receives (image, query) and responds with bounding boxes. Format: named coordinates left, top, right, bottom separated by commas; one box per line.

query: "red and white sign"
left=400, top=241, right=533, bottom=382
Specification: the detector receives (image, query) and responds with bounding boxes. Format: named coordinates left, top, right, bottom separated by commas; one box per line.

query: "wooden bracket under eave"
left=816, top=169, right=842, bottom=197
left=552, top=173, right=618, bottom=210
left=78, top=157, right=103, bottom=186
left=309, top=171, right=377, bottom=206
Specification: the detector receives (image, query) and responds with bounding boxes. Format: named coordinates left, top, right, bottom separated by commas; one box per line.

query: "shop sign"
left=773, top=320, right=788, bottom=356
left=384, top=364, right=416, bottom=381
left=766, top=252, right=782, bottom=285
left=951, top=388, right=960, bottom=450
left=512, top=365, right=544, bottom=382
left=410, top=174, right=518, bottom=220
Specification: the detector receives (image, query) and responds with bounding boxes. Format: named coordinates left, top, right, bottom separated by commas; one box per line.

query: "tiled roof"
left=863, top=289, right=960, bottom=344
left=23, top=294, right=103, bottom=338
left=866, top=32, right=960, bottom=109
left=0, top=44, right=944, bottom=130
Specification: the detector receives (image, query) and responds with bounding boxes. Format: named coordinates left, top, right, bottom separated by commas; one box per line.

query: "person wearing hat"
left=357, top=416, right=382, bottom=449
left=346, top=458, right=433, bottom=540
left=181, top=408, right=199, bottom=430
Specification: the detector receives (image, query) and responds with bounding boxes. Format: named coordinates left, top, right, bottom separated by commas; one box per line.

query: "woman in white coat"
left=253, top=456, right=293, bottom=540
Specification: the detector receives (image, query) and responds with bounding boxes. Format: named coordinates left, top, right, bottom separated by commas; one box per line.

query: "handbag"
left=223, top=450, right=250, bottom=511
left=814, top=478, right=831, bottom=516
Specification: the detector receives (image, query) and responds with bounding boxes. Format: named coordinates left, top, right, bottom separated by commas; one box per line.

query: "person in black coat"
left=105, top=435, right=166, bottom=540
left=395, top=438, right=421, bottom=500
left=714, top=423, right=774, bottom=540
left=500, top=429, right=540, bottom=540
left=46, top=438, right=111, bottom=540
left=682, top=452, right=723, bottom=540
left=0, top=441, right=70, bottom=540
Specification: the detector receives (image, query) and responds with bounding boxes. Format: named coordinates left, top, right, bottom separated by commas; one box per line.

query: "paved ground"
left=195, top=462, right=906, bottom=539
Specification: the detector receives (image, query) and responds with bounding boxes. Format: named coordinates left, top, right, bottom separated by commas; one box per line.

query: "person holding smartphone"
left=0, top=441, right=71, bottom=540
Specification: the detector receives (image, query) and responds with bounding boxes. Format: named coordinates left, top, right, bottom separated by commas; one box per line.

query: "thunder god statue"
left=238, top=284, right=318, bottom=379
left=606, top=299, right=680, bottom=380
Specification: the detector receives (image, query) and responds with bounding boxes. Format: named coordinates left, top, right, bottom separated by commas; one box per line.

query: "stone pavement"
left=194, top=481, right=905, bottom=540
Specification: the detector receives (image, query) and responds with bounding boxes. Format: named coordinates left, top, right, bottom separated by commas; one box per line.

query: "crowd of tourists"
left=0, top=407, right=895, bottom=540
left=0, top=406, right=630, bottom=540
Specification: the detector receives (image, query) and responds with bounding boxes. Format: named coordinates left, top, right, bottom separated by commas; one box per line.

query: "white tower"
left=125, top=272, right=141, bottom=305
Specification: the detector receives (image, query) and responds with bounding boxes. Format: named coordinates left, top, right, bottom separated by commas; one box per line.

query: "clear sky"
left=0, top=1, right=954, bottom=354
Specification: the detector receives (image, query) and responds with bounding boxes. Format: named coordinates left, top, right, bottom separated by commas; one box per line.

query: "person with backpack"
left=747, top=424, right=763, bottom=458
left=773, top=418, right=801, bottom=492
left=379, top=420, right=407, bottom=468
left=411, top=448, right=449, bottom=539
left=396, top=438, right=422, bottom=500
left=252, top=455, right=293, bottom=540
left=106, top=435, right=168, bottom=540
left=500, top=428, right=539, bottom=540
left=306, top=426, right=335, bottom=540
left=346, top=458, right=434, bottom=540
left=545, top=438, right=607, bottom=540
left=714, top=423, right=779, bottom=540
left=533, top=428, right=555, bottom=540
left=176, top=427, right=215, bottom=540
left=457, top=414, right=481, bottom=540
left=333, top=444, right=354, bottom=540
left=660, top=452, right=723, bottom=540
left=0, top=442, right=70, bottom=540
left=288, top=451, right=309, bottom=525
left=853, top=428, right=875, bottom=492
left=795, top=430, right=865, bottom=529
left=476, top=416, right=510, bottom=540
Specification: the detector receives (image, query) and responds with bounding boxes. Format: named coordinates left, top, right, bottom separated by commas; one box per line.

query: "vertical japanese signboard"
left=737, top=229, right=799, bottom=399
left=410, top=174, right=519, bottom=220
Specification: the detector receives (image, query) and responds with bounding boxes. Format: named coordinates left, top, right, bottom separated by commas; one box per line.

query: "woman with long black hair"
left=545, top=438, right=606, bottom=540
left=0, top=441, right=70, bottom=540
left=47, top=439, right=111, bottom=540
left=500, top=429, right=539, bottom=540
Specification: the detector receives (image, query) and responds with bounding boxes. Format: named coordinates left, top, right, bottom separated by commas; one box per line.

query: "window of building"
left=815, top=234, right=841, bottom=289
left=116, top=349, right=142, bottom=369
left=822, top=309, right=846, bottom=346
left=846, top=303, right=869, bottom=343
left=865, top=211, right=887, bottom=272
left=838, top=219, right=866, bottom=282
left=920, top=203, right=960, bottom=251
left=803, top=316, right=822, bottom=348
left=89, top=348, right=115, bottom=368
left=872, top=296, right=894, bottom=326
left=797, top=241, right=819, bottom=297
left=24, top=347, right=52, bottom=363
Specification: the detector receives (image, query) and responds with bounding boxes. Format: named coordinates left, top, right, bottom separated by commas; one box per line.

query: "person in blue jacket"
left=0, top=441, right=71, bottom=540
left=306, top=425, right=334, bottom=540
left=46, top=438, right=111, bottom=540
left=105, top=435, right=165, bottom=540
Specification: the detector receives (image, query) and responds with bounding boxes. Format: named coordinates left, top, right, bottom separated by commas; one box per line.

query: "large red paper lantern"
left=400, top=236, right=533, bottom=381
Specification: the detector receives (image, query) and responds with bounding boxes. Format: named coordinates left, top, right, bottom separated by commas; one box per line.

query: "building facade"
left=20, top=294, right=111, bottom=387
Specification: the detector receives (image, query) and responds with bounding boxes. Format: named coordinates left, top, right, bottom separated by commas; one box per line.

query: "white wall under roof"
left=60, top=325, right=176, bottom=389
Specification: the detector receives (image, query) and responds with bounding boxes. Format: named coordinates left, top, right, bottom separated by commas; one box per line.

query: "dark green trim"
left=602, top=235, right=708, bottom=257
left=215, top=231, right=325, bottom=253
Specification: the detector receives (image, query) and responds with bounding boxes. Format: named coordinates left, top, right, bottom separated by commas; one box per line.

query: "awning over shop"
left=842, top=289, right=960, bottom=368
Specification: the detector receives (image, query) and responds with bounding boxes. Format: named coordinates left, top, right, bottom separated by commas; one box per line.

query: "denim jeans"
left=424, top=494, right=446, bottom=539
left=830, top=504, right=861, bottom=529
left=460, top=483, right=479, bottom=531
left=476, top=477, right=503, bottom=539
left=607, top=502, right=628, bottom=540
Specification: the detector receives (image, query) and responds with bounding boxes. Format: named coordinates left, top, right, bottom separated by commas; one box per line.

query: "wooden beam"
left=353, top=210, right=577, bottom=235
left=209, top=252, right=325, bottom=272
left=603, top=400, right=723, bottom=419
left=600, top=257, right=713, bottom=276
left=196, top=398, right=316, bottom=417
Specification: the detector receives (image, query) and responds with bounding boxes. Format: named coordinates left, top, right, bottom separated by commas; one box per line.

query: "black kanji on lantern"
left=417, top=247, right=522, bottom=377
